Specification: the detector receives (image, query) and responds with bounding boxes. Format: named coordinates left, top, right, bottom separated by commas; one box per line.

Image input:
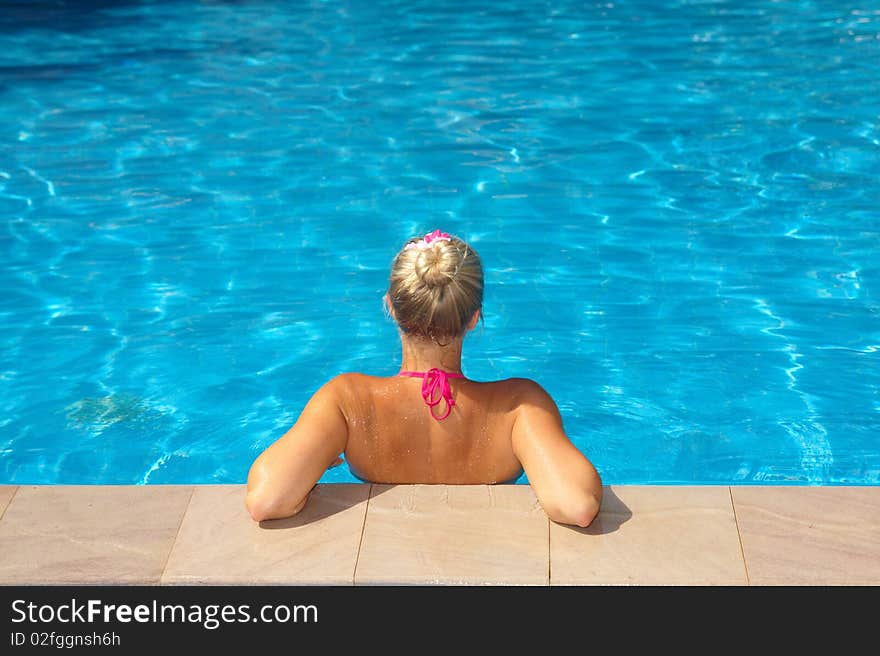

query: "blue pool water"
left=1, top=0, right=878, bottom=485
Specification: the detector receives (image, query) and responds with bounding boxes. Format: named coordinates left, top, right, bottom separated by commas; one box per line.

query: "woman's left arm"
left=245, top=376, right=349, bottom=521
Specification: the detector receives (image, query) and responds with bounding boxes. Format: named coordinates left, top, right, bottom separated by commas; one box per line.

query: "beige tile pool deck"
left=0, top=484, right=877, bottom=586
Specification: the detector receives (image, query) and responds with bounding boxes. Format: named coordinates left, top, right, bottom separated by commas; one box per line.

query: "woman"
left=246, top=229, right=603, bottom=526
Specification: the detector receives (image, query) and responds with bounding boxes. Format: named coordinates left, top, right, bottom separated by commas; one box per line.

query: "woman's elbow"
left=246, top=466, right=269, bottom=521
left=546, top=493, right=601, bottom=528
left=245, top=461, right=285, bottom=521
left=245, top=488, right=309, bottom=522
left=245, top=490, right=275, bottom=522
left=571, top=495, right=601, bottom=527
left=245, top=469, right=283, bottom=521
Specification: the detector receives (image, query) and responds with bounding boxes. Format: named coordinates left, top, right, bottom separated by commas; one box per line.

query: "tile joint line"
left=546, top=509, right=551, bottom=587
left=728, top=486, right=751, bottom=586
left=352, top=484, right=373, bottom=586
left=0, top=486, right=21, bottom=523
left=158, top=486, right=196, bottom=585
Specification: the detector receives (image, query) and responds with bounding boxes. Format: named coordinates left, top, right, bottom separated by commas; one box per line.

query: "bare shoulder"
left=502, top=377, right=561, bottom=417
left=321, top=372, right=387, bottom=405
left=504, top=376, right=550, bottom=396
left=323, top=372, right=381, bottom=391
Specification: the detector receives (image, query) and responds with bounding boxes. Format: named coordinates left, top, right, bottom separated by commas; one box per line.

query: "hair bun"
left=415, top=245, right=454, bottom=288
left=388, top=232, right=483, bottom=341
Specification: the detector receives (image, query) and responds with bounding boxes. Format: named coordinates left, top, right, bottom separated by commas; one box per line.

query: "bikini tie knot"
left=399, top=368, right=466, bottom=421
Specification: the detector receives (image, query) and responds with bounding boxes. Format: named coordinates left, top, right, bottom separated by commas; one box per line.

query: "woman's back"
left=338, top=373, right=525, bottom=485
left=245, top=229, right=602, bottom=527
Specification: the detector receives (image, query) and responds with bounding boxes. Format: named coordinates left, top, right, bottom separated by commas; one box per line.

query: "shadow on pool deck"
left=570, top=487, right=633, bottom=536
left=257, top=483, right=393, bottom=529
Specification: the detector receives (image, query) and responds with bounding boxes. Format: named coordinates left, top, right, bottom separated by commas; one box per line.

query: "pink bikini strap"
left=399, top=368, right=465, bottom=421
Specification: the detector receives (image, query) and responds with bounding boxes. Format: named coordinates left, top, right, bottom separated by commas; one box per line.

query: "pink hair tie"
left=404, top=229, right=452, bottom=251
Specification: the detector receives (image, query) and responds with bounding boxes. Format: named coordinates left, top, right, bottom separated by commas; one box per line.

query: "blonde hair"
left=388, top=233, right=483, bottom=342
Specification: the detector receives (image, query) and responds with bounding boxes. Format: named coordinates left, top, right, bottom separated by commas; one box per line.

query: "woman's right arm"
left=245, top=376, right=349, bottom=521
left=510, top=380, right=603, bottom=528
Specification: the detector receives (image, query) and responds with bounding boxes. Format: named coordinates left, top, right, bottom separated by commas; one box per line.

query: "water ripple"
left=1, top=0, right=878, bottom=485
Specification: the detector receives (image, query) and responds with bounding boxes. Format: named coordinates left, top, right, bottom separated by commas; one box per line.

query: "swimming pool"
left=1, top=0, right=878, bottom=485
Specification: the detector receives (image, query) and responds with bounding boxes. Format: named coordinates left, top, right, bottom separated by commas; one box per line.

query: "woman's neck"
left=399, top=334, right=464, bottom=374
